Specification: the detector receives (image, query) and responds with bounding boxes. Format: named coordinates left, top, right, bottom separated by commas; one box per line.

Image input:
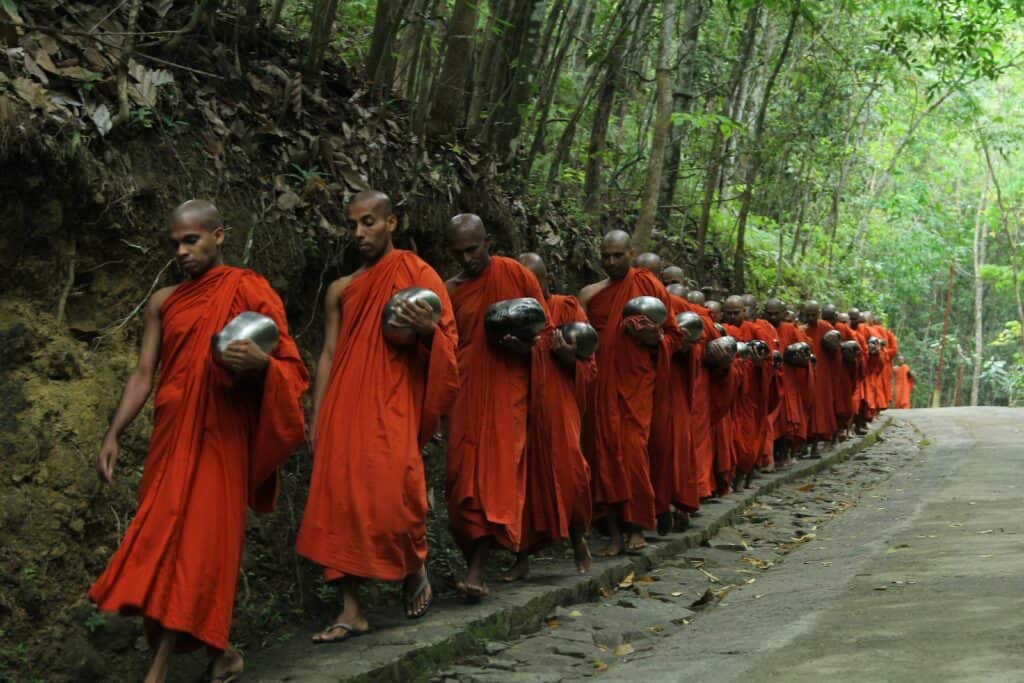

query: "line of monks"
left=86, top=193, right=911, bottom=682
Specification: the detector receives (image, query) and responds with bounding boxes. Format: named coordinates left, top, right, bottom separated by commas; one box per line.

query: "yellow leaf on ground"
left=618, top=571, right=636, bottom=588
left=613, top=643, right=635, bottom=657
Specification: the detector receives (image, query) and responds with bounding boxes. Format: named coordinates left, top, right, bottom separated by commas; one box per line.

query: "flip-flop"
left=404, top=571, right=433, bottom=619
left=311, top=622, right=372, bottom=645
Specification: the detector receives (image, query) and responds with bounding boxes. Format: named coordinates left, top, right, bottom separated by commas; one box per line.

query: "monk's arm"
left=96, top=287, right=170, bottom=484
left=311, top=279, right=344, bottom=440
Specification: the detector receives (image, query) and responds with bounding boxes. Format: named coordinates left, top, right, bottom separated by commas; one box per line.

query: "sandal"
left=311, top=622, right=371, bottom=644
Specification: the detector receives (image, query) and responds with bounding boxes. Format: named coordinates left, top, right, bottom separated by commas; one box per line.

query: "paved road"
left=437, top=408, right=1024, bottom=683
left=596, top=408, right=1024, bottom=682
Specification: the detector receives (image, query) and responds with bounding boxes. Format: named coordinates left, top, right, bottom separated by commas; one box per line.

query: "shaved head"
left=600, top=229, right=634, bottom=281
left=447, top=213, right=486, bottom=241
left=447, top=213, right=490, bottom=278
left=686, top=290, right=706, bottom=305
left=763, top=298, right=786, bottom=327
left=634, top=252, right=663, bottom=276
left=706, top=300, right=723, bottom=322
left=801, top=300, right=821, bottom=325
left=603, top=229, right=632, bottom=249
left=518, top=252, right=550, bottom=297
left=661, top=266, right=686, bottom=286
left=666, top=283, right=687, bottom=297
left=350, top=190, right=394, bottom=218
left=822, top=304, right=838, bottom=324
left=723, top=295, right=745, bottom=326
left=170, top=199, right=222, bottom=232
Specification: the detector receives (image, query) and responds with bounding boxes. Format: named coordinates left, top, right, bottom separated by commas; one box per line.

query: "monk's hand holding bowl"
left=624, top=315, right=663, bottom=348
left=498, top=333, right=536, bottom=355
left=551, top=328, right=578, bottom=367
left=219, top=338, right=270, bottom=375
left=393, top=298, right=438, bottom=338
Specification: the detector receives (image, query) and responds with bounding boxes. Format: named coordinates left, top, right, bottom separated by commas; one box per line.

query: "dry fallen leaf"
left=569, top=610, right=583, bottom=618
left=613, top=643, right=634, bottom=657
left=618, top=571, right=636, bottom=589
left=690, top=588, right=716, bottom=608
left=670, top=591, right=684, bottom=597
left=637, top=575, right=656, bottom=584
left=593, top=661, right=608, bottom=672
left=547, top=619, right=560, bottom=629
left=598, top=586, right=612, bottom=599
left=797, top=483, right=817, bottom=492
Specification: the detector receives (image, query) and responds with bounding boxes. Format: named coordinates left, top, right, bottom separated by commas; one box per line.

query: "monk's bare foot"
left=456, top=579, right=489, bottom=602
left=626, top=530, right=646, bottom=552
left=573, top=536, right=592, bottom=574
left=656, top=511, right=672, bottom=536
left=205, top=648, right=244, bottom=682
left=312, top=616, right=370, bottom=643
left=403, top=567, right=433, bottom=619
left=499, top=554, right=530, bottom=583
left=599, top=537, right=624, bottom=557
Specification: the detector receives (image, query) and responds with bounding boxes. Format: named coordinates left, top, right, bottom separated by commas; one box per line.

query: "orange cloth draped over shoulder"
left=88, top=266, right=308, bottom=653
left=447, top=256, right=549, bottom=552
left=803, top=320, right=839, bottom=440
left=775, top=321, right=813, bottom=443
left=650, top=295, right=702, bottom=514
left=521, top=294, right=595, bottom=553
left=833, top=322, right=859, bottom=427
left=585, top=268, right=683, bottom=530
left=296, top=250, right=459, bottom=582
left=893, top=364, right=914, bottom=409
left=746, top=319, right=782, bottom=468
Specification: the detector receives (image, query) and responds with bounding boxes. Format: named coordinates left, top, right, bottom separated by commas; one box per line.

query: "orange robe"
left=725, top=322, right=770, bottom=476
left=861, top=324, right=887, bottom=415
left=881, top=327, right=899, bottom=407
left=447, top=256, right=549, bottom=552
left=775, top=321, right=814, bottom=444
left=803, top=320, right=839, bottom=440
left=585, top=268, right=683, bottom=530
left=893, top=364, right=914, bottom=409
left=849, top=323, right=873, bottom=418
left=296, top=250, right=459, bottom=582
left=833, top=322, right=859, bottom=427
left=677, top=300, right=721, bottom=498
left=521, top=294, right=595, bottom=552
left=745, top=319, right=782, bottom=468
left=89, top=266, right=308, bottom=652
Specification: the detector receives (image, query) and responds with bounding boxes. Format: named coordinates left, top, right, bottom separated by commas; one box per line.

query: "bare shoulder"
left=444, top=275, right=462, bottom=297
left=578, top=279, right=609, bottom=308
left=326, top=273, right=357, bottom=299
left=148, top=285, right=178, bottom=316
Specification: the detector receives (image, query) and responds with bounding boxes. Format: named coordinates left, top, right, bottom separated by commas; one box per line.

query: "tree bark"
left=428, top=0, right=481, bottom=137
left=971, top=175, right=990, bottom=406
left=732, top=1, right=799, bottom=293
left=491, top=0, right=549, bottom=163
left=306, top=0, right=340, bottom=76
left=633, top=0, right=677, bottom=247
left=982, top=142, right=1024, bottom=345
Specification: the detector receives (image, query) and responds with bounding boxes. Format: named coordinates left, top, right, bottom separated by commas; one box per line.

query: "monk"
left=764, top=299, right=813, bottom=466
left=823, top=304, right=858, bottom=437
left=580, top=232, right=683, bottom=555
left=635, top=254, right=699, bottom=533
left=892, top=355, right=915, bottom=409
left=800, top=300, right=839, bottom=456
left=89, top=200, right=309, bottom=683
left=687, top=289, right=707, bottom=306
left=742, top=294, right=782, bottom=470
left=847, top=308, right=873, bottom=433
left=445, top=214, right=549, bottom=599
left=500, top=252, right=594, bottom=581
left=296, top=192, right=459, bottom=642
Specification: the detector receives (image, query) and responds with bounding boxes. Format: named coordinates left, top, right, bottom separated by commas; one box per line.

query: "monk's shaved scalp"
left=686, top=290, right=706, bottom=305
left=350, top=190, right=394, bottom=218
left=602, top=229, right=632, bottom=250
left=706, top=300, right=722, bottom=314
left=765, top=298, right=786, bottom=313
left=802, top=300, right=821, bottom=314
left=661, top=266, right=686, bottom=285
left=170, top=199, right=222, bottom=232
left=447, top=213, right=487, bottom=242
left=517, top=252, right=547, bottom=280
left=741, top=293, right=757, bottom=306
left=725, top=295, right=745, bottom=307
left=634, top=252, right=663, bottom=275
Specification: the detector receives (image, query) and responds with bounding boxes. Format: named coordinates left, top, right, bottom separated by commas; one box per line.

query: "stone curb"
left=251, top=420, right=892, bottom=683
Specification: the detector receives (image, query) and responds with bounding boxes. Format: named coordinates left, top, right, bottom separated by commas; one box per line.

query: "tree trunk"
left=932, top=260, right=956, bottom=408
left=657, top=0, right=705, bottom=228
left=971, top=175, right=990, bottom=406
left=491, top=0, right=549, bottom=163
left=695, top=1, right=762, bottom=262
left=466, top=1, right=502, bottom=136
left=982, top=142, right=1024, bottom=345
left=428, top=0, right=480, bottom=137
left=366, top=0, right=415, bottom=98
left=268, top=0, right=286, bottom=30
left=732, top=1, right=799, bottom=293
left=306, top=0, right=340, bottom=76
left=633, top=0, right=677, bottom=247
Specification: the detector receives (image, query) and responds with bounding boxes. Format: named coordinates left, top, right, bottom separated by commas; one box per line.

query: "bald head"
left=740, top=293, right=757, bottom=319
left=518, top=252, right=550, bottom=297
left=800, top=300, right=821, bottom=325
left=447, top=213, right=486, bottom=241
left=600, top=229, right=634, bottom=281
left=763, top=298, right=786, bottom=327
left=723, top=295, right=745, bottom=326
left=838, top=312, right=850, bottom=324
left=170, top=199, right=222, bottom=232
left=603, top=229, right=632, bottom=250
left=686, top=290, right=706, bottom=305
left=634, top=252, right=663, bottom=276
left=822, top=304, right=838, bottom=324
left=661, top=266, right=686, bottom=286
left=350, top=190, right=393, bottom=217
left=706, top=300, right=723, bottom=322
left=666, top=283, right=687, bottom=298
left=447, top=213, right=490, bottom=279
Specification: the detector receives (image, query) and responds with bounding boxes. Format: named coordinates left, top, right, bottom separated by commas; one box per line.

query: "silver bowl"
left=736, top=341, right=752, bottom=360
left=559, top=321, right=599, bottom=359
left=666, top=283, right=687, bottom=298
left=485, top=297, right=547, bottom=343
left=381, top=286, right=443, bottom=346
left=704, top=335, right=737, bottom=368
left=748, top=339, right=770, bottom=359
left=867, top=336, right=881, bottom=355
left=783, top=341, right=812, bottom=367
left=623, top=296, right=667, bottom=326
left=840, top=340, right=861, bottom=362
left=714, top=323, right=727, bottom=336
left=676, top=311, right=704, bottom=343
left=822, top=329, right=842, bottom=351
left=212, top=311, right=279, bottom=364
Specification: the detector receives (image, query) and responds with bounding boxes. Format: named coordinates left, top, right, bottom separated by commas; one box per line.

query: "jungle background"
left=1, top=0, right=1023, bottom=680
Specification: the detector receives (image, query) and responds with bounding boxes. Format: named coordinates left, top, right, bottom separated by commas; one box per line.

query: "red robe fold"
left=521, top=294, right=595, bottom=553
left=725, top=322, right=768, bottom=476
left=447, top=256, right=549, bottom=552
left=860, top=324, right=887, bottom=415
left=89, top=266, right=309, bottom=652
left=775, top=321, right=814, bottom=444
left=803, top=320, right=839, bottom=440
left=880, top=327, right=899, bottom=407
left=296, top=250, right=459, bottom=582
left=745, top=319, right=782, bottom=468
left=585, top=268, right=683, bottom=530
left=893, top=364, right=914, bottom=409
left=833, top=322, right=859, bottom=427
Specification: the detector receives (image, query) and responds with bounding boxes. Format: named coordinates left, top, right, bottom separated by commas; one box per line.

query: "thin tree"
left=970, top=174, right=990, bottom=406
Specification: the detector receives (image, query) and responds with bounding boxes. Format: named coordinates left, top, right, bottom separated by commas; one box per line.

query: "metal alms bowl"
left=705, top=335, right=738, bottom=368
left=559, top=321, right=599, bottom=359
left=212, top=311, right=279, bottom=364
left=736, top=341, right=752, bottom=360
left=822, top=328, right=842, bottom=351
left=381, top=286, right=443, bottom=346
left=783, top=341, right=812, bottom=366
left=484, top=297, right=548, bottom=343
left=623, top=296, right=668, bottom=326
left=749, top=339, right=770, bottom=359
left=676, top=311, right=704, bottom=343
